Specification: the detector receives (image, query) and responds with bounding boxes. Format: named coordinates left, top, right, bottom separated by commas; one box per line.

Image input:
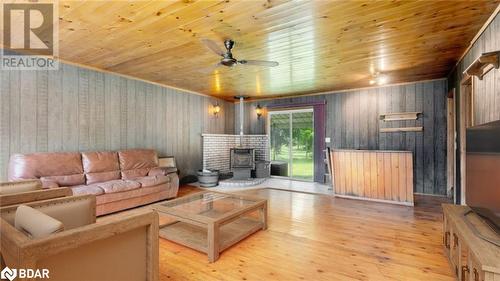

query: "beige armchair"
left=0, top=195, right=159, bottom=281
left=0, top=179, right=71, bottom=207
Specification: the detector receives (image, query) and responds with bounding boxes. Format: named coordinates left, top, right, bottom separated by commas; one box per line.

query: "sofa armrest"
left=0, top=179, right=42, bottom=195
left=148, top=167, right=178, bottom=176
left=0, top=187, right=72, bottom=207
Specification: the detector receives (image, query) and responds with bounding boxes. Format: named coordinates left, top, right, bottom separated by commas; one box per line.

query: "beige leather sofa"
left=8, top=149, right=179, bottom=216
left=0, top=195, right=159, bottom=281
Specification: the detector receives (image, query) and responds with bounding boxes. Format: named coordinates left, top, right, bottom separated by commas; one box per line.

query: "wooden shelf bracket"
left=464, top=51, right=500, bottom=80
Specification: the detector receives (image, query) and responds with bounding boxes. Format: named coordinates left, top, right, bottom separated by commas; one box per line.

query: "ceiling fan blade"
left=239, top=60, right=279, bottom=67
left=201, top=38, right=225, bottom=56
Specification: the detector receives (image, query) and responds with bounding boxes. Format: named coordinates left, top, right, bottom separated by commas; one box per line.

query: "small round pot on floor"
left=197, top=170, right=220, bottom=187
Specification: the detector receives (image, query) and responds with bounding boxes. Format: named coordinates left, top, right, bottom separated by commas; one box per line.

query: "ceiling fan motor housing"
left=221, top=40, right=237, bottom=66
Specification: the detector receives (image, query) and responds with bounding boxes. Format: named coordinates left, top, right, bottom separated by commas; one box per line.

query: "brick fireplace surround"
left=202, top=134, right=269, bottom=174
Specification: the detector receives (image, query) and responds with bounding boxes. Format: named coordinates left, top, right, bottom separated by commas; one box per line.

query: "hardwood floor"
left=159, top=186, right=454, bottom=281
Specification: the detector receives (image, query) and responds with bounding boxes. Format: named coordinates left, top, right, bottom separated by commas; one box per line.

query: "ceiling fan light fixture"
left=201, top=38, right=279, bottom=69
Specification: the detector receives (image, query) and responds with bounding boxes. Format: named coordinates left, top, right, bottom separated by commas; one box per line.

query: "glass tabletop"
left=157, top=192, right=259, bottom=220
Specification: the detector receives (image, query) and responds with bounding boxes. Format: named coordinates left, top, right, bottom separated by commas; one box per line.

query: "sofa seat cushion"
left=86, top=170, right=121, bottom=185
left=71, top=185, right=105, bottom=196
left=97, top=180, right=141, bottom=194
left=40, top=178, right=59, bottom=189
left=135, top=175, right=170, bottom=188
left=96, top=184, right=167, bottom=205
left=41, top=174, right=85, bottom=187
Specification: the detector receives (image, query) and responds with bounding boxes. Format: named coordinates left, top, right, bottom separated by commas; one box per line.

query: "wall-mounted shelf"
left=380, top=126, right=423, bottom=133
left=379, top=112, right=421, bottom=121
left=464, top=51, right=500, bottom=80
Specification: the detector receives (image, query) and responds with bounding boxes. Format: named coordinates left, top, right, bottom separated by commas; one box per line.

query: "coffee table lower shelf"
left=159, top=217, right=264, bottom=261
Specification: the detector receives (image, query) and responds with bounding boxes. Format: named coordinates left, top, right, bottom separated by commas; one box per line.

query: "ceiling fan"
left=201, top=38, right=279, bottom=69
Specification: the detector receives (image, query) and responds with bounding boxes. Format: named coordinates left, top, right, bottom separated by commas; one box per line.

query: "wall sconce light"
left=255, top=104, right=263, bottom=119
left=213, top=103, right=221, bottom=117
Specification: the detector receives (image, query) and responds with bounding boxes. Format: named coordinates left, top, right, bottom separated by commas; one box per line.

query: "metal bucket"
left=197, top=170, right=219, bottom=187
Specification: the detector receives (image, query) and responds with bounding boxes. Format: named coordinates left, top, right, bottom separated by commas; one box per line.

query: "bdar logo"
left=0, top=267, right=17, bottom=281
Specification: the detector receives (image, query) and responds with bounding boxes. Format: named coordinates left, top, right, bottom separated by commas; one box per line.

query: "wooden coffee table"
left=153, top=191, right=267, bottom=262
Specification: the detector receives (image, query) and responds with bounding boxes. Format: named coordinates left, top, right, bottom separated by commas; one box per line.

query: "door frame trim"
left=267, top=108, right=314, bottom=181
left=458, top=75, right=474, bottom=205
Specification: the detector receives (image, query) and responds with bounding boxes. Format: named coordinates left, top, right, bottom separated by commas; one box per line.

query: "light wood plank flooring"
left=159, top=186, right=453, bottom=281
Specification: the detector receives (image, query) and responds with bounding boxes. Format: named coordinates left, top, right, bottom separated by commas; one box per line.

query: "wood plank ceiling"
left=43, top=1, right=500, bottom=99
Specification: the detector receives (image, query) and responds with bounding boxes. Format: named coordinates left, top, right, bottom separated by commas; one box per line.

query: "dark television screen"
left=466, top=120, right=500, bottom=217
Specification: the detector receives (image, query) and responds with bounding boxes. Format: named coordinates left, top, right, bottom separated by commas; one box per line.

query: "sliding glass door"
left=269, top=109, right=314, bottom=181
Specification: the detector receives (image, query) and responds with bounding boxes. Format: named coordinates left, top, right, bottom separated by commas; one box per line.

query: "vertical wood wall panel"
left=47, top=69, right=63, bottom=152
left=0, top=71, right=10, bottom=182
left=449, top=13, right=500, bottom=126
left=238, top=79, right=447, bottom=195
left=447, top=13, right=500, bottom=201
left=331, top=150, right=414, bottom=205
left=0, top=63, right=232, bottom=180
left=36, top=71, right=48, bottom=152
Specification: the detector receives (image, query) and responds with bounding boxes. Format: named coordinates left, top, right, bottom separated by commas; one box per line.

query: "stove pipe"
left=239, top=96, right=244, bottom=137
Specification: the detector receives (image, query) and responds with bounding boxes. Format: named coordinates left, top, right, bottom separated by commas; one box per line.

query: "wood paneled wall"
left=331, top=150, right=414, bottom=205
left=447, top=12, right=500, bottom=203
left=0, top=64, right=234, bottom=180
left=449, top=13, right=500, bottom=125
left=236, top=79, right=447, bottom=195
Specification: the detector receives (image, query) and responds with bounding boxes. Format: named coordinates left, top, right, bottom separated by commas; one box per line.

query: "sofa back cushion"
left=82, top=151, right=121, bottom=184
left=118, top=149, right=158, bottom=179
left=8, top=152, right=84, bottom=186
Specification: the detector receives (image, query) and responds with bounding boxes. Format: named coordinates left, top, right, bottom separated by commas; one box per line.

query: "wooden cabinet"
left=442, top=204, right=500, bottom=281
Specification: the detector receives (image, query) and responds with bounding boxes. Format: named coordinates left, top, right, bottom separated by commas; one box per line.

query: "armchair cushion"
left=0, top=179, right=41, bottom=194
left=15, top=205, right=64, bottom=238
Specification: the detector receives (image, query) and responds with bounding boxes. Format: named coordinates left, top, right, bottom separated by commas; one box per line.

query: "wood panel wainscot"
left=330, top=149, right=414, bottom=206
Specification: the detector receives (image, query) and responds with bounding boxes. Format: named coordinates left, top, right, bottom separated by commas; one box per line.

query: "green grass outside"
left=271, top=145, right=313, bottom=180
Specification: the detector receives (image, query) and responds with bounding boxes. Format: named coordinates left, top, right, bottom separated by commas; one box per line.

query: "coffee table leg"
left=208, top=222, right=219, bottom=263
left=259, top=202, right=268, bottom=230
